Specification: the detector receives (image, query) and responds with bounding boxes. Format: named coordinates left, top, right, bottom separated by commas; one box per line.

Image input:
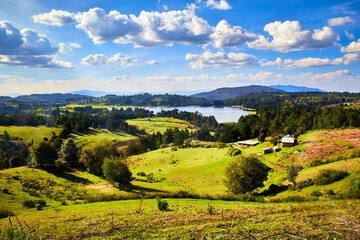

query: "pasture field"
left=70, top=128, right=138, bottom=147
left=129, top=147, right=231, bottom=195
left=126, top=117, right=194, bottom=134
left=0, top=126, right=62, bottom=144
left=1, top=198, right=359, bottom=239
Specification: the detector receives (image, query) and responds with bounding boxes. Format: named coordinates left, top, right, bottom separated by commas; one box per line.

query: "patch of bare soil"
left=85, top=183, right=114, bottom=190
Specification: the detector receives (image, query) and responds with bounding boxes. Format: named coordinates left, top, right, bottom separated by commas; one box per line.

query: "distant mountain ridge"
left=15, top=93, right=90, bottom=103
left=191, top=85, right=285, bottom=100
left=70, top=90, right=205, bottom=97
left=270, top=85, right=325, bottom=92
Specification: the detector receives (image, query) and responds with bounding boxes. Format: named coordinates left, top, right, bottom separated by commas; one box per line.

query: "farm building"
left=237, top=140, right=259, bottom=147
left=274, top=146, right=281, bottom=152
left=263, top=147, right=273, bottom=154
left=282, top=135, right=295, bottom=147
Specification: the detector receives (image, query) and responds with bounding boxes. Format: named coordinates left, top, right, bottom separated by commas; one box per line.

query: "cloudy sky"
left=0, top=0, right=360, bottom=95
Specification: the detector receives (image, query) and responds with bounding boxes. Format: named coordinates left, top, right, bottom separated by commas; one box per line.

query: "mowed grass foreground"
left=1, top=198, right=359, bottom=239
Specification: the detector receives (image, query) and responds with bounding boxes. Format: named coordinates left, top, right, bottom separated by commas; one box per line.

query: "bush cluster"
left=314, top=169, right=348, bottom=185
left=0, top=208, right=14, bottom=218
left=156, top=196, right=169, bottom=211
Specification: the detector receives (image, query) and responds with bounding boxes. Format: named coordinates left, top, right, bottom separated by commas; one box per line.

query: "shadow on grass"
left=44, top=168, right=94, bottom=185
left=131, top=185, right=168, bottom=193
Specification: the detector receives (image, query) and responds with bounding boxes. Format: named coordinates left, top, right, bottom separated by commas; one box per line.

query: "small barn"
left=274, top=146, right=281, bottom=152
left=282, top=135, right=295, bottom=147
left=237, top=140, right=259, bottom=147
left=263, top=147, right=273, bottom=154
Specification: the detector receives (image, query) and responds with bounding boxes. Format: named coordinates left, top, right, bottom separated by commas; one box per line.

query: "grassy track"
left=126, top=117, right=194, bottom=134
left=0, top=126, right=62, bottom=144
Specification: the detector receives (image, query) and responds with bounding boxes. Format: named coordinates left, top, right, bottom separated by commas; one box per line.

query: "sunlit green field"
left=0, top=126, right=62, bottom=144
left=129, top=147, right=231, bottom=195
left=70, top=128, right=138, bottom=147
left=126, top=117, right=194, bottom=134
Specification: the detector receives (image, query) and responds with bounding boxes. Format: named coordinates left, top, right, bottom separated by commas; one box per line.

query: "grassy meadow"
left=126, top=117, right=195, bottom=134
left=70, top=128, right=138, bottom=147
left=0, top=126, right=62, bottom=144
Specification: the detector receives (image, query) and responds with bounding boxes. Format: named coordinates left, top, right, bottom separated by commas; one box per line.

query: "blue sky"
left=0, top=0, right=360, bottom=95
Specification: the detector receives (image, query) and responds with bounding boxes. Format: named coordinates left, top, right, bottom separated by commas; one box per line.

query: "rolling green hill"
left=0, top=126, right=62, bottom=144
left=126, top=117, right=195, bottom=134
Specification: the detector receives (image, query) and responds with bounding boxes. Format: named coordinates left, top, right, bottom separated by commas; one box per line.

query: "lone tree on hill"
left=60, top=139, right=80, bottom=167
left=102, top=156, right=132, bottom=189
left=81, top=139, right=118, bottom=175
left=31, top=140, right=58, bottom=167
left=224, top=156, right=270, bottom=194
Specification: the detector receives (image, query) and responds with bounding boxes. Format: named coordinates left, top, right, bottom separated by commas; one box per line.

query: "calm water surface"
left=140, top=106, right=250, bottom=123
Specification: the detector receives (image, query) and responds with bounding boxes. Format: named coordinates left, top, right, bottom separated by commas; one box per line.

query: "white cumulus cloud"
left=328, top=16, right=354, bottom=26
left=0, top=21, right=72, bottom=68
left=35, top=8, right=214, bottom=47
left=211, top=20, right=258, bottom=48
left=206, top=0, right=232, bottom=10
left=81, top=52, right=137, bottom=66
left=70, top=43, right=82, bottom=48
left=260, top=53, right=360, bottom=68
left=81, top=54, right=108, bottom=65
left=248, top=21, right=339, bottom=52
left=147, top=60, right=160, bottom=64
left=33, top=9, right=76, bottom=26
left=341, top=39, right=360, bottom=52
left=75, top=8, right=141, bottom=44
left=108, top=52, right=138, bottom=66
left=185, top=50, right=257, bottom=69
left=129, top=9, right=213, bottom=47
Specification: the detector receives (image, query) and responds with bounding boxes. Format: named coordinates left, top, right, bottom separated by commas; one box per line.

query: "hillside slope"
left=191, top=85, right=284, bottom=100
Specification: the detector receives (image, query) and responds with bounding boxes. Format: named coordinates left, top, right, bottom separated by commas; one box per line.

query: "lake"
left=140, top=106, right=251, bottom=123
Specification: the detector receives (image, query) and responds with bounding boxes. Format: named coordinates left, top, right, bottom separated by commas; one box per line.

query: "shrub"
left=227, top=148, right=242, bottom=157
left=22, top=200, right=36, bottom=208
left=102, top=156, right=132, bottom=188
left=309, top=159, right=324, bottom=167
left=314, top=169, right=348, bottom=185
left=325, top=189, right=336, bottom=196
left=0, top=208, right=14, bottom=218
left=207, top=203, right=214, bottom=215
left=287, top=165, right=298, bottom=184
left=156, top=196, right=169, bottom=211
left=137, top=171, right=146, bottom=176
left=55, top=159, right=71, bottom=171
left=224, top=156, right=270, bottom=194
left=351, top=177, right=360, bottom=191
left=2, top=188, right=9, bottom=194
left=310, top=190, right=322, bottom=197
left=35, top=199, right=46, bottom=207
left=36, top=204, right=43, bottom=211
